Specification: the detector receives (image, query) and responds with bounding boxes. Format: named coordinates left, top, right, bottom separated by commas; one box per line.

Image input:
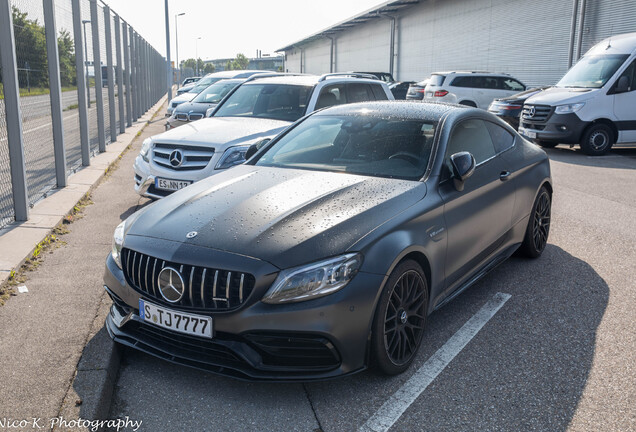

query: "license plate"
left=139, top=299, right=213, bottom=338
left=519, top=128, right=536, bottom=139
left=155, top=177, right=192, bottom=191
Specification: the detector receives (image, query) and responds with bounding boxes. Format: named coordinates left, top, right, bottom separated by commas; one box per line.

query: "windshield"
left=214, top=84, right=313, bottom=121
left=188, top=77, right=222, bottom=93
left=192, top=81, right=239, bottom=104
left=558, top=54, right=628, bottom=88
left=255, top=115, right=436, bottom=181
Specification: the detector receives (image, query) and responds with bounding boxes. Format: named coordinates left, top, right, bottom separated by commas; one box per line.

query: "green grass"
left=0, top=83, right=78, bottom=99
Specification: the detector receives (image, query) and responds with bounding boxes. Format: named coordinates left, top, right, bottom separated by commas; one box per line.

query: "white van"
left=519, top=32, right=636, bottom=155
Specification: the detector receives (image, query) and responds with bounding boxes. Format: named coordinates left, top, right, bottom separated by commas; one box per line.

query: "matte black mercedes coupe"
left=104, top=101, right=552, bottom=381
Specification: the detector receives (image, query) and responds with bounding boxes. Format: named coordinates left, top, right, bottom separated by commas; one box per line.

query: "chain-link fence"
left=0, top=0, right=167, bottom=229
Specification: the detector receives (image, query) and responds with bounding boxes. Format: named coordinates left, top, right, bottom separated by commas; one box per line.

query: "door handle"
left=500, top=171, right=511, bottom=181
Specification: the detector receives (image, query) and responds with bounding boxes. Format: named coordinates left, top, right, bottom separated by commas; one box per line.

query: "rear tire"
left=537, top=140, right=558, bottom=149
left=519, top=186, right=551, bottom=258
left=371, top=260, right=428, bottom=375
left=580, top=123, right=614, bottom=156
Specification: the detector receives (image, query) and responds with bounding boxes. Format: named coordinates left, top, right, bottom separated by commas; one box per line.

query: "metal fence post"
left=114, top=14, right=125, bottom=133
left=129, top=28, right=138, bottom=122
left=103, top=5, right=117, bottom=142
left=43, top=0, right=67, bottom=187
left=122, top=22, right=132, bottom=126
left=71, top=0, right=90, bottom=166
left=89, top=0, right=105, bottom=151
left=0, top=0, right=29, bottom=221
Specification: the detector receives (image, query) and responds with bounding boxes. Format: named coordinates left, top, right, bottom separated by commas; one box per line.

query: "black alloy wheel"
left=580, top=123, right=614, bottom=156
left=372, top=260, right=428, bottom=375
left=519, top=186, right=551, bottom=258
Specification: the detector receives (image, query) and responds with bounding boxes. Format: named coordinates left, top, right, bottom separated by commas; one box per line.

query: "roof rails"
left=243, top=72, right=310, bottom=83
left=318, top=72, right=379, bottom=82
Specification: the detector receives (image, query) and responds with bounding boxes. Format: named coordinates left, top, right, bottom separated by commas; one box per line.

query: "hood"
left=497, top=87, right=548, bottom=103
left=525, top=86, right=598, bottom=106
left=151, top=117, right=291, bottom=149
left=126, top=165, right=426, bottom=269
left=171, top=93, right=195, bottom=104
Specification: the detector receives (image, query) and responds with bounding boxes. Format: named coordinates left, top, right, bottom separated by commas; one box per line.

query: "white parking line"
left=359, top=292, right=512, bottom=432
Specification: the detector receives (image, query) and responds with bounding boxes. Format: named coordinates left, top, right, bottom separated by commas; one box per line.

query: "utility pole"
left=175, top=12, right=185, bottom=87
left=164, top=0, right=172, bottom=101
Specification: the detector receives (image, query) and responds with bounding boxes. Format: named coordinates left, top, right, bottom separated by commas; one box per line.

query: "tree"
left=57, top=29, right=76, bottom=87
left=12, top=6, right=48, bottom=89
left=182, top=58, right=205, bottom=75
left=203, top=63, right=215, bottom=74
left=225, top=53, right=249, bottom=71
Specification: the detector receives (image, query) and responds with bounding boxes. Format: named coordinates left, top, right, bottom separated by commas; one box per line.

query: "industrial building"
left=277, top=0, right=636, bottom=86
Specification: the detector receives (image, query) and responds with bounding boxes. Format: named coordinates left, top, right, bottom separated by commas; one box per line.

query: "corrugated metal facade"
left=283, top=0, right=636, bottom=88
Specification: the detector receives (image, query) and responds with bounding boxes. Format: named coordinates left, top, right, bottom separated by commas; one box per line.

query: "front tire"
left=371, top=260, right=428, bottom=375
left=519, top=186, right=551, bottom=258
left=580, top=123, right=614, bottom=156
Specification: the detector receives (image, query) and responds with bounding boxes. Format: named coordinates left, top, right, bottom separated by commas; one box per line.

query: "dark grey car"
left=105, top=101, right=552, bottom=381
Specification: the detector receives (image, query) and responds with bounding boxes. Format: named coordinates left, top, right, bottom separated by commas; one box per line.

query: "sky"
left=102, top=0, right=386, bottom=62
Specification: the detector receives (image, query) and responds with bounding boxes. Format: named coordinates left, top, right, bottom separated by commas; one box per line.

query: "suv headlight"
left=215, top=145, right=250, bottom=170
left=140, top=138, right=152, bottom=162
left=262, top=253, right=362, bottom=304
left=205, top=107, right=215, bottom=117
left=111, top=220, right=126, bottom=269
left=555, top=102, right=585, bottom=114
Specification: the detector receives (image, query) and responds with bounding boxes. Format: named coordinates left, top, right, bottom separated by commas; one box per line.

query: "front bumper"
left=519, top=112, right=588, bottom=144
left=133, top=152, right=224, bottom=199
left=103, top=244, right=385, bottom=381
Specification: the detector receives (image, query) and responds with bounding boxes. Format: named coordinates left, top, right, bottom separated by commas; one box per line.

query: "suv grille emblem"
left=528, top=106, right=536, bottom=118
left=169, top=149, right=184, bottom=167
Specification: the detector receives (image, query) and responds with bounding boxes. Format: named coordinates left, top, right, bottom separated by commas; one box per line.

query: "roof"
left=240, top=73, right=386, bottom=86
left=276, top=0, right=420, bottom=52
left=314, top=100, right=464, bottom=121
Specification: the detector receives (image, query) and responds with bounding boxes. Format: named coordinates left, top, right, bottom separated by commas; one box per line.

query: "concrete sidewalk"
left=0, top=95, right=168, bottom=428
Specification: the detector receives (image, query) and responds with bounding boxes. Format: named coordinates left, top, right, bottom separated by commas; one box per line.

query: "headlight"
left=140, top=138, right=152, bottom=162
left=111, top=220, right=126, bottom=269
left=262, top=253, right=362, bottom=304
left=215, top=145, right=250, bottom=170
left=555, top=102, right=585, bottom=114
left=205, top=107, right=215, bottom=117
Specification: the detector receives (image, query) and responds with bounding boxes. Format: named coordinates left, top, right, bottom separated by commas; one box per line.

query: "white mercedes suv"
left=134, top=73, right=394, bottom=198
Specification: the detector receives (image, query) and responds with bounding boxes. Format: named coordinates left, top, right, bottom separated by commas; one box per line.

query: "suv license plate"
left=139, top=299, right=213, bottom=338
left=155, top=178, right=192, bottom=191
left=519, top=128, right=536, bottom=139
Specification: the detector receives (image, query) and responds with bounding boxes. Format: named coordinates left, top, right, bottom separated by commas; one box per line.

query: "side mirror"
left=450, top=151, right=476, bottom=191
left=245, top=138, right=271, bottom=160
left=615, top=75, right=630, bottom=93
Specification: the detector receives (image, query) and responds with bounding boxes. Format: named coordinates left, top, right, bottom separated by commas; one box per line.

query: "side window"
left=485, top=121, right=515, bottom=153
left=616, top=59, right=636, bottom=92
left=347, top=83, right=374, bottom=103
left=483, top=77, right=500, bottom=89
left=451, top=76, right=472, bottom=87
left=445, top=119, right=497, bottom=172
left=370, top=84, right=389, bottom=100
left=315, top=84, right=347, bottom=110
left=501, top=78, right=525, bottom=91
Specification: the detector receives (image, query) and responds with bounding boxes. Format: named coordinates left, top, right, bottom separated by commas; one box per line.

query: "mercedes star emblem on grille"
left=186, top=231, right=198, bottom=239
left=157, top=267, right=185, bottom=303
left=528, top=106, right=536, bottom=118
left=169, top=149, right=184, bottom=168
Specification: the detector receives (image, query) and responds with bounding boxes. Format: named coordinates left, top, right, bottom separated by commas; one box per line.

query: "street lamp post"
left=175, top=12, right=185, bottom=87
left=195, top=36, right=202, bottom=76
left=81, top=19, right=91, bottom=108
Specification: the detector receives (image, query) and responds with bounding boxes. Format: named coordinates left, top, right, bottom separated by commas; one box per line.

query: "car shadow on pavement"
left=119, top=199, right=153, bottom=221
left=101, top=244, right=608, bottom=432
left=545, top=145, right=636, bottom=169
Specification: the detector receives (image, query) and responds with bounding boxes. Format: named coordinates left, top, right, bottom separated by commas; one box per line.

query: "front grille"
left=244, top=333, right=341, bottom=369
left=522, top=104, right=552, bottom=122
left=121, top=248, right=255, bottom=312
left=522, top=122, right=545, bottom=131
left=175, top=113, right=188, bottom=121
left=188, top=113, right=204, bottom=121
left=152, top=143, right=215, bottom=171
